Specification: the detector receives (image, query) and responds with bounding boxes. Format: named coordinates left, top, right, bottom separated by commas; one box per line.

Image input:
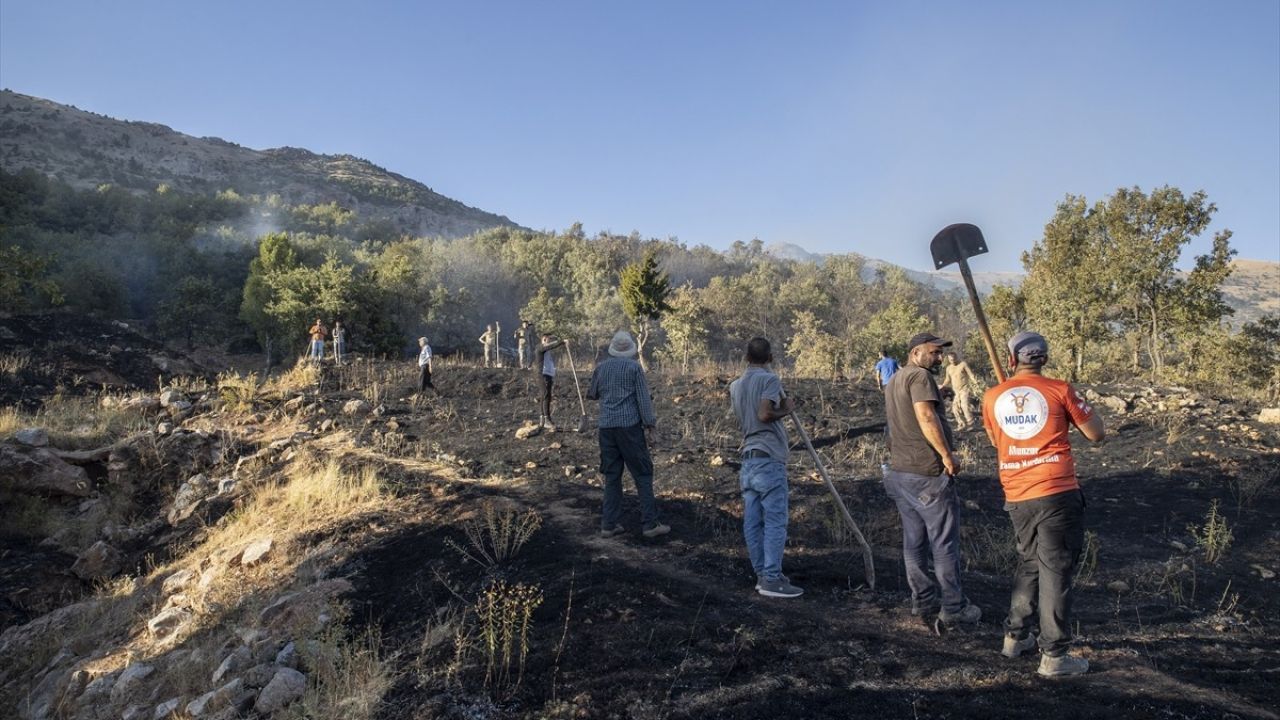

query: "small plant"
left=1157, top=558, right=1197, bottom=607
left=474, top=580, right=543, bottom=694
left=1074, top=530, right=1100, bottom=586
left=1228, top=461, right=1277, bottom=511
left=1187, top=499, right=1233, bottom=565
left=961, top=522, right=1019, bottom=576
left=446, top=502, right=542, bottom=568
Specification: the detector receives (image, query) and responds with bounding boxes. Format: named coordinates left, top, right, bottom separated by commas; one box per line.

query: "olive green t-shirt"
left=885, top=365, right=954, bottom=476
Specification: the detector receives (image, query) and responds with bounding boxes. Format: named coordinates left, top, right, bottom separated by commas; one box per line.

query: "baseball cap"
left=907, top=332, right=952, bottom=351
left=1008, top=331, right=1048, bottom=362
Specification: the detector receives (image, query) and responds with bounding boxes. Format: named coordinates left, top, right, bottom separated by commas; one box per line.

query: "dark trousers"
left=541, top=374, right=554, bottom=418
left=418, top=364, right=433, bottom=392
left=599, top=423, right=659, bottom=529
left=1005, top=490, right=1084, bottom=656
left=882, top=470, right=966, bottom=614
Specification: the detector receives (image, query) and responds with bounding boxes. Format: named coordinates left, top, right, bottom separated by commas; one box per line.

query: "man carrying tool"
left=587, top=330, right=668, bottom=538
left=534, top=333, right=566, bottom=430
left=479, top=324, right=496, bottom=367
left=882, top=332, right=980, bottom=624
left=515, top=320, right=531, bottom=369
left=332, top=320, right=347, bottom=365
left=729, top=337, right=802, bottom=598
left=940, top=351, right=982, bottom=430
left=982, top=331, right=1104, bottom=677
left=873, top=348, right=899, bottom=391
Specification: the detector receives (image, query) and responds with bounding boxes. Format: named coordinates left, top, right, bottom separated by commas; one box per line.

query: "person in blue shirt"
left=873, top=348, right=900, bottom=391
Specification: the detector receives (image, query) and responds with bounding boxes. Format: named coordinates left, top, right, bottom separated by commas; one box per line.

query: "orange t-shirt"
left=981, top=373, right=1095, bottom=502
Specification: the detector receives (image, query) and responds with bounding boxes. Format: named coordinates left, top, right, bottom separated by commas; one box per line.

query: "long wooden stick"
left=785, top=401, right=876, bottom=589
left=956, top=254, right=1006, bottom=383
left=564, top=344, right=587, bottom=415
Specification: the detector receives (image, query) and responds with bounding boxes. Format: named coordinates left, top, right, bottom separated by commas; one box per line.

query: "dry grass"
left=284, top=625, right=394, bottom=720
left=0, top=394, right=152, bottom=448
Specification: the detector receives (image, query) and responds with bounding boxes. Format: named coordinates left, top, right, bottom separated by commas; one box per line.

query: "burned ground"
left=2, top=357, right=1277, bottom=719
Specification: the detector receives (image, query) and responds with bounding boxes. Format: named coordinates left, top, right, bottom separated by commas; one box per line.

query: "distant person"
left=729, top=337, right=803, bottom=598
left=417, top=336, right=436, bottom=393
left=534, top=333, right=566, bottom=429
left=882, top=332, right=979, bottom=624
left=332, top=320, right=347, bottom=365
left=940, top=351, right=982, bottom=430
left=308, top=319, right=327, bottom=362
left=873, top=348, right=900, bottom=391
left=982, top=331, right=1104, bottom=677
left=479, top=324, right=496, bottom=368
left=587, top=330, right=668, bottom=538
left=516, top=320, right=534, bottom=370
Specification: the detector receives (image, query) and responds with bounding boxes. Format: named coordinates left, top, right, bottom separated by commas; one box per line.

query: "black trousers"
left=1005, top=489, right=1084, bottom=656
left=541, top=374, right=554, bottom=418
left=418, top=364, right=434, bottom=392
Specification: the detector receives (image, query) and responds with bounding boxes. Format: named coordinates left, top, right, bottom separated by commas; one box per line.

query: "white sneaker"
left=1002, top=634, right=1037, bottom=658
left=1038, top=653, right=1088, bottom=677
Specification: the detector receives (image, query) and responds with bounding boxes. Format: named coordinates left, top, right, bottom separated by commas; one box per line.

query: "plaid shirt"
left=587, top=356, right=657, bottom=429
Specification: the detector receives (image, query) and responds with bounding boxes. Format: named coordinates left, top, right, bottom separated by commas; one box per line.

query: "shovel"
left=930, top=223, right=1007, bottom=383
left=783, top=392, right=876, bottom=590
left=564, top=344, right=590, bottom=433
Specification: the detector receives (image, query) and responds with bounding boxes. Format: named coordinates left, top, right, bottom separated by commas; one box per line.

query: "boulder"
left=147, top=607, right=193, bottom=638
left=254, top=667, right=307, bottom=714
left=284, top=396, right=305, bottom=412
left=153, top=697, right=181, bottom=719
left=186, top=690, right=218, bottom=718
left=1257, top=408, right=1280, bottom=425
left=239, top=538, right=273, bottom=567
left=1107, top=580, right=1131, bottom=594
left=110, top=662, right=155, bottom=703
left=167, top=474, right=212, bottom=525
left=13, top=427, right=49, bottom=447
left=71, top=541, right=124, bottom=581
left=211, top=646, right=251, bottom=686
left=161, top=569, right=196, bottom=596
left=343, top=399, right=371, bottom=415
left=159, top=389, right=188, bottom=408
left=0, top=443, right=92, bottom=497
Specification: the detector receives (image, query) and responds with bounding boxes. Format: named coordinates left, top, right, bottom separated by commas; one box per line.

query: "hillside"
left=0, top=90, right=517, bottom=239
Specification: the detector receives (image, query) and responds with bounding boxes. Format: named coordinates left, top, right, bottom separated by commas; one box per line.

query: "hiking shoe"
left=600, top=524, right=625, bottom=538
left=757, top=577, right=804, bottom=598
left=938, top=602, right=982, bottom=624
left=1038, top=653, right=1088, bottom=677
left=1002, top=634, right=1038, bottom=658
left=641, top=523, right=670, bottom=538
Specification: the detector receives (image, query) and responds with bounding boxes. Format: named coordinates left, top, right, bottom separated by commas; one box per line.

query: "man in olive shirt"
left=883, top=332, right=980, bottom=624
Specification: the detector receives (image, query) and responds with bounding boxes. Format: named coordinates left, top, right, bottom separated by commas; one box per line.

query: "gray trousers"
left=599, top=423, right=659, bottom=529
left=1005, top=490, right=1084, bottom=656
left=882, top=469, right=967, bottom=614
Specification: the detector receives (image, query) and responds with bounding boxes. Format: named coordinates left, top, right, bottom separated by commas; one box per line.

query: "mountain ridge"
left=0, top=90, right=518, bottom=239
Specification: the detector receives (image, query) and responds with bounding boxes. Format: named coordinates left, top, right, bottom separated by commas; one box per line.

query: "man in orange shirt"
left=982, top=331, right=1104, bottom=677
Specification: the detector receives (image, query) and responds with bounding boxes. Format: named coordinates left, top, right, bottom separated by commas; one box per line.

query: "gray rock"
left=1107, top=580, right=1131, bottom=594
left=14, top=427, right=49, bottom=447
left=153, top=697, right=181, bottom=719
left=254, top=667, right=307, bottom=714
left=1258, top=408, right=1280, bottom=424
left=167, top=474, right=212, bottom=526
left=211, top=646, right=250, bottom=685
left=110, top=662, right=155, bottom=703
left=514, top=422, right=542, bottom=439
left=159, top=389, right=188, bottom=408
left=242, top=662, right=277, bottom=689
left=79, top=671, right=116, bottom=703
left=156, top=422, right=174, bottom=436
left=0, top=443, right=92, bottom=497
left=343, top=399, right=371, bottom=415
left=162, top=569, right=196, bottom=596
left=146, top=607, right=192, bottom=638
left=239, top=538, right=273, bottom=567
left=121, top=705, right=149, bottom=720
left=216, top=476, right=236, bottom=494
left=185, top=690, right=218, bottom=717
left=71, top=541, right=124, bottom=581
left=275, top=641, right=297, bottom=667
left=319, top=419, right=334, bottom=432
left=167, top=400, right=193, bottom=416
left=284, top=396, right=305, bottom=412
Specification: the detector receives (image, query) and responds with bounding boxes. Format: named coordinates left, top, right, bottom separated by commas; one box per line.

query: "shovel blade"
left=930, top=223, right=988, bottom=270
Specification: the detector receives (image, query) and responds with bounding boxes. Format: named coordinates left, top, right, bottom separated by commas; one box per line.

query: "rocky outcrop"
left=0, top=442, right=92, bottom=497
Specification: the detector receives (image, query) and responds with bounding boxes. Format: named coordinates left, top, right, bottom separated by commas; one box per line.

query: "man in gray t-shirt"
left=728, top=337, right=802, bottom=599
left=882, top=332, right=978, bottom=625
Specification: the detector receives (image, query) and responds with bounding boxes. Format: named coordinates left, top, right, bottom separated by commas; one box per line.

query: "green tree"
left=660, top=284, right=710, bottom=373
left=158, top=275, right=218, bottom=350
left=788, top=310, right=845, bottom=379
left=240, top=233, right=299, bottom=364
left=619, top=252, right=673, bottom=369
left=0, top=244, right=63, bottom=310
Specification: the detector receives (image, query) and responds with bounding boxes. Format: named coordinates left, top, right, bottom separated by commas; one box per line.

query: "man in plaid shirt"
left=587, top=330, right=669, bottom=539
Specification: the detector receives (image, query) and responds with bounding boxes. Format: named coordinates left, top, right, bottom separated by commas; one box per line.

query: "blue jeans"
left=599, top=424, right=659, bottom=529
left=310, top=339, right=324, bottom=360
left=882, top=469, right=966, bottom=614
left=740, top=457, right=789, bottom=582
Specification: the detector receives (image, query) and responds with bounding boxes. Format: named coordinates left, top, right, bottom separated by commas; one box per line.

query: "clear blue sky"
left=2, top=0, right=1277, bottom=271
